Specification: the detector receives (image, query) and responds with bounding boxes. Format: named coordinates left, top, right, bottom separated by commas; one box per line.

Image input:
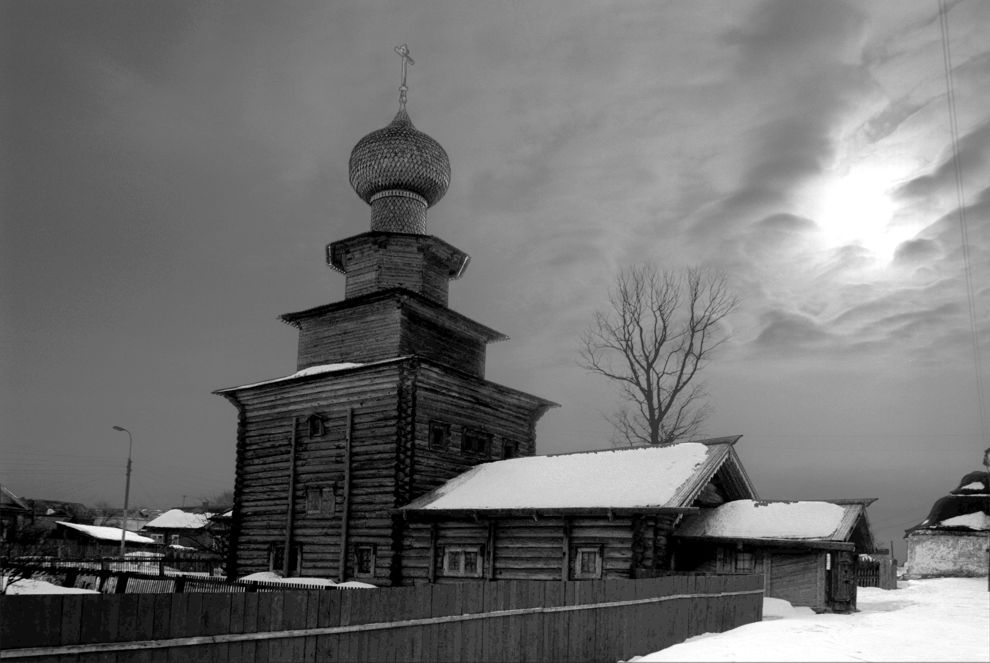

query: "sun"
left=808, top=164, right=911, bottom=263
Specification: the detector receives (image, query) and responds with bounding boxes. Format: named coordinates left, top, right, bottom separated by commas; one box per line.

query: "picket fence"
left=0, top=574, right=764, bottom=662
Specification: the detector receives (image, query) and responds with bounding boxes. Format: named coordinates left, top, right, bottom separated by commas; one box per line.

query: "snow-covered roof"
left=938, top=511, right=990, bottom=530
left=143, top=509, right=212, bottom=530
left=675, top=499, right=867, bottom=542
left=217, top=362, right=366, bottom=392
left=402, top=440, right=752, bottom=512
left=56, top=521, right=155, bottom=544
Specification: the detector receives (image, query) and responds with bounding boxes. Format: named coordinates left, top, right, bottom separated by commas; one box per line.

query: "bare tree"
left=579, top=265, right=739, bottom=446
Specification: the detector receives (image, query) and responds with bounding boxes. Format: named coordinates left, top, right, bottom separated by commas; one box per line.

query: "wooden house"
left=904, top=469, right=990, bottom=579
left=397, top=437, right=757, bottom=583
left=672, top=498, right=879, bottom=612
left=141, top=509, right=215, bottom=550
left=1, top=485, right=33, bottom=542
left=215, top=101, right=555, bottom=584
left=53, top=522, right=157, bottom=558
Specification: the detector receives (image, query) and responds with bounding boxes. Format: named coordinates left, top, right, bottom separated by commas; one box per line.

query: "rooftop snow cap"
left=348, top=108, right=451, bottom=234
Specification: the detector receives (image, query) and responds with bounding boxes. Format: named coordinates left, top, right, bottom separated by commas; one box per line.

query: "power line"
left=938, top=0, right=989, bottom=449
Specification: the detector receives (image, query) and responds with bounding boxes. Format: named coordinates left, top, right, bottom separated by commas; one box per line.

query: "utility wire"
left=938, top=0, right=989, bottom=448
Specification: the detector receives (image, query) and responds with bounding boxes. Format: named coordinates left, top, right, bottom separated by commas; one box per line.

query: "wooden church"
left=215, top=52, right=556, bottom=585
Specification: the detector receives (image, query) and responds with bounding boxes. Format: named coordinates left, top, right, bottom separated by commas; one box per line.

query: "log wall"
left=226, top=362, right=406, bottom=583
left=401, top=514, right=681, bottom=584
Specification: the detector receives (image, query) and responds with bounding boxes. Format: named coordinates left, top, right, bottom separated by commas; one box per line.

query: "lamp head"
left=113, top=426, right=127, bottom=432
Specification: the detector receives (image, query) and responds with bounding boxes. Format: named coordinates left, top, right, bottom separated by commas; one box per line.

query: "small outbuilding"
left=671, top=498, right=879, bottom=613
left=903, top=469, right=990, bottom=579
left=142, top=509, right=215, bottom=550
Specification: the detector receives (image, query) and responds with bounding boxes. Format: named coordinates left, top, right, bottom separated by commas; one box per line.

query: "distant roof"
left=675, top=499, right=871, bottom=542
left=143, top=509, right=213, bottom=530
left=401, top=439, right=755, bottom=514
left=1, top=485, right=30, bottom=512
left=56, top=521, right=155, bottom=544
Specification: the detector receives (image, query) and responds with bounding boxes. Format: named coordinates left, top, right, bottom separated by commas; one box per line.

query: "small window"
left=269, top=544, right=302, bottom=576
left=443, top=546, right=483, bottom=577
left=355, top=544, right=376, bottom=578
left=573, top=546, right=602, bottom=579
left=305, top=486, right=336, bottom=515
left=429, top=421, right=451, bottom=450
left=306, top=414, right=325, bottom=438
left=502, top=439, right=518, bottom=459
left=169, top=534, right=180, bottom=546
left=461, top=428, right=492, bottom=455
left=151, top=533, right=164, bottom=545
left=735, top=551, right=755, bottom=573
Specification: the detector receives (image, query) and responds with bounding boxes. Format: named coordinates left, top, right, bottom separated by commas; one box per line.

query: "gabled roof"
left=143, top=509, right=212, bottom=530
left=401, top=438, right=756, bottom=515
left=674, top=499, right=877, bottom=550
left=56, top=521, right=156, bottom=545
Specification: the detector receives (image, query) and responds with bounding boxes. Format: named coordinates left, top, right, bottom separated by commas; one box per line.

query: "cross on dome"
left=394, top=44, right=414, bottom=110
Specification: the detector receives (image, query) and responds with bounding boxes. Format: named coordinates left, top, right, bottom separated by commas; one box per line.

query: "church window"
left=461, top=428, right=492, bottom=455
left=429, top=421, right=451, bottom=450
left=502, top=439, right=518, bottom=459
left=354, top=544, right=376, bottom=577
left=269, top=544, right=302, bottom=576
left=306, top=485, right=335, bottom=515
left=573, top=546, right=603, bottom=579
left=306, top=414, right=325, bottom=438
left=443, top=545, right=483, bottom=577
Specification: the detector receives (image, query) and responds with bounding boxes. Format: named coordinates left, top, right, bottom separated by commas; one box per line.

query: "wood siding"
left=401, top=514, right=681, bottom=584
left=410, top=362, right=551, bottom=500
left=338, top=234, right=453, bottom=305
left=225, top=362, right=406, bottom=583
left=295, top=299, right=403, bottom=370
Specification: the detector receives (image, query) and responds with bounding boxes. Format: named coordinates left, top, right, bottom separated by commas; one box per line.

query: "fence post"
left=174, top=576, right=186, bottom=593
left=116, top=573, right=129, bottom=594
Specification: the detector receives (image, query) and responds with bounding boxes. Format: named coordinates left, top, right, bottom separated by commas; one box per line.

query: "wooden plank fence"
left=0, top=574, right=763, bottom=662
left=856, top=557, right=897, bottom=589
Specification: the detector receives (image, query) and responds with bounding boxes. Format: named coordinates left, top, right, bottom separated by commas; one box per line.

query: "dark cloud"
left=753, top=309, right=833, bottom=353
left=894, top=121, right=990, bottom=201
left=893, top=238, right=941, bottom=265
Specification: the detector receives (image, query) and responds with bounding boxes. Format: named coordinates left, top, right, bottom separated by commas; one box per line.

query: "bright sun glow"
left=809, top=165, right=910, bottom=263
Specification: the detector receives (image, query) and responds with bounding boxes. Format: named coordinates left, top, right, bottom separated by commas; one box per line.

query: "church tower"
left=216, top=46, right=556, bottom=585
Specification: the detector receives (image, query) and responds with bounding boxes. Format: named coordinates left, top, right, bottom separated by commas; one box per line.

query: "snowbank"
left=239, top=572, right=376, bottom=589
left=2, top=576, right=99, bottom=595
left=630, top=577, right=989, bottom=662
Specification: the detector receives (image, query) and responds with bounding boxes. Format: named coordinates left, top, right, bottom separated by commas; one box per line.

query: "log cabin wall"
left=400, top=513, right=682, bottom=585
left=223, top=362, right=406, bottom=582
left=410, top=362, right=551, bottom=499
left=398, top=306, right=487, bottom=378
left=335, top=234, right=456, bottom=306
left=293, top=298, right=404, bottom=370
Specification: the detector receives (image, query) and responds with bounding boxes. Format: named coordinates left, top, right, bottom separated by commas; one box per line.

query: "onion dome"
left=348, top=108, right=451, bottom=234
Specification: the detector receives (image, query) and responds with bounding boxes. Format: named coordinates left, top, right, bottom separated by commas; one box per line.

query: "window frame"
left=354, top=544, right=376, bottom=578
left=429, top=420, right=451, bottom=450
left=306, top=413, right=325, bottom=438
left=573, top=545, right=603, bottom=579
left=442, top=545, right=484, bottom=578
left=305, top=485, right=336, bottom=516
left=269, top=543, right=303, bottom=576
left=460, top=427, right=493, bottom=455
left=501, top=438, right=519, bottom=459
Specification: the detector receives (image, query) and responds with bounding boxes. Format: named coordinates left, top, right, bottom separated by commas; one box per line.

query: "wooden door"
left=829, top=551, right=857, bottom=612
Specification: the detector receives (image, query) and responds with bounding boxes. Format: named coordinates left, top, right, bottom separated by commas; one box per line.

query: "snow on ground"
left=2, top=576, right=99, bottom=594
left=628, top=577, right=990, bottom=662
left=239, top=571, right=376, bottom=589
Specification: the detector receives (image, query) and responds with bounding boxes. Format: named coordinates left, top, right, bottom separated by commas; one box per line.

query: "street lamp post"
left=113, top=426, right=133, bottom=557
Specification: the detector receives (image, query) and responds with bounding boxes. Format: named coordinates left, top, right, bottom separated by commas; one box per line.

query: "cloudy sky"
left=3, top=0, right=988, bottom=558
